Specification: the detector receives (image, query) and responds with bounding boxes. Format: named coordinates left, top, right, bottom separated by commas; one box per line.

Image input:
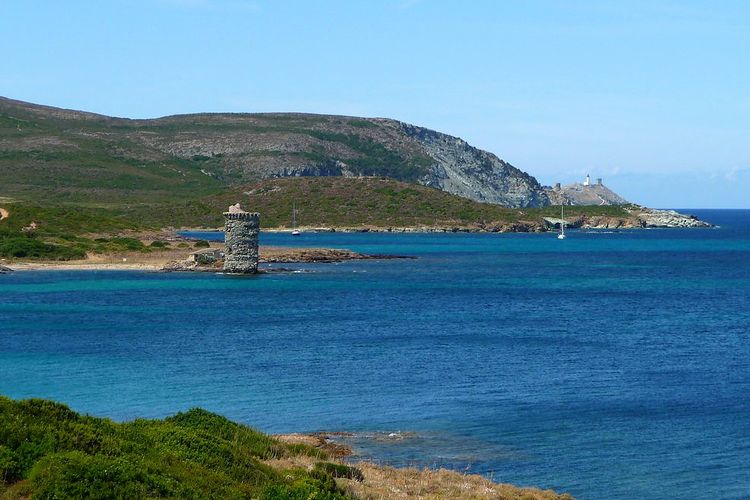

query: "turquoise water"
left=2, top=209, right=749, bottom=499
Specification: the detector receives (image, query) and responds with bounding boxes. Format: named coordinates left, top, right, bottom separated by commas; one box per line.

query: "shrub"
left=193, top=240, right=210, bottom=248
left=0, top=396, right=346, bottom=499
left=149, top=240, right=170, bottom=248
left=260, top=468, right=347, bottom=499
left=28, top=452, right=156, bottom=499
left=315, top=461, right=365, bottom=482
left=109, top=237, right=145, bottom=251
left=0, top=235, right=85, bottom=260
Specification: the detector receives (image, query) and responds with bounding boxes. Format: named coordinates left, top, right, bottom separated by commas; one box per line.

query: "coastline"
left=2, top=244, right=408, bottom=272
left=1, top=207, right=714, bottom=272
left=179, top=206, right=713, bottom=234
left=272, top=433, right=572, bottom=500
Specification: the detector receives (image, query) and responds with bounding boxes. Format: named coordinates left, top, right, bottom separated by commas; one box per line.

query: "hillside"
left=0, top=97, right=710, bottom=262
left=0, top=396, right=570, bottom=499
left=0, top=177, right=638, bottom=261
left=0, top=96, right=548, bottom=208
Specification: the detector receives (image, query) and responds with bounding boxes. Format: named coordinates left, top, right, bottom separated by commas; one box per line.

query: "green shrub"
left=193, top=240, right=210, bottom=248
left=0, top=445, right=17, bottom=484
left=315, top=461, right=364, bottom=482
left=260, top=468, right=347, bottom=499
left=0, top=396, right=345, bottom=499
left=29, top=451, right=156, bottom=499
left=0, top=235, right=85, bottom=260
left=149, top=240, right=170, bottom=248
left=109, top=237, right=145, bottom=251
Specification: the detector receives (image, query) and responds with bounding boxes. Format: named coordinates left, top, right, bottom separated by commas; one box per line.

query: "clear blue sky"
left=2, top=0, right=748, bottom=207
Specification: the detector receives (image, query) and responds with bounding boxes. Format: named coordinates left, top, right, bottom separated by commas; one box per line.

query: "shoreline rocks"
left=162, top=247, right=413, bottom=272
left=631, top=207, right=712, bottom=228
left=542, top=206, right=712, bottom=231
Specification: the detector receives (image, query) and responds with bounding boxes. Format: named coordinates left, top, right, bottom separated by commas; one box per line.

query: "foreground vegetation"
left=0, top=396, right=349, bottom=499
left=0, top=396, right=571, bottom=499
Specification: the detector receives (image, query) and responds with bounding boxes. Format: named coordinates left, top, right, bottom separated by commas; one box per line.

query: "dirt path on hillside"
left=0, top=208, right=8, bottom=220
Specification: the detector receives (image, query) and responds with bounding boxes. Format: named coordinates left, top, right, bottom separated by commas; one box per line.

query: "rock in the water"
left=634, top=208, right=712, bottom=228
left=0, top=265, right=14, bottom=273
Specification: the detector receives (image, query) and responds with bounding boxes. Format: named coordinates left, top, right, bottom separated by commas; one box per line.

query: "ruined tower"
left=223, top=204, right=260, bottom=274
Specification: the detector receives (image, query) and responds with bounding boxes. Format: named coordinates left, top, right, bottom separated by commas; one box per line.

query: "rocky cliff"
left=396, top=122, right=549, bottom=207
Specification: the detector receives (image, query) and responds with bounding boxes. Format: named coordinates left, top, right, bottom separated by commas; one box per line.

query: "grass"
left=343, top=462, right=572, bottom=500
left=0, top=396, right=346, bottom=499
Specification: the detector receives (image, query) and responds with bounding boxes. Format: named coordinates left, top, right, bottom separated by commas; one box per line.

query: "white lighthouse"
left=583, top=174, right=591, bottom=186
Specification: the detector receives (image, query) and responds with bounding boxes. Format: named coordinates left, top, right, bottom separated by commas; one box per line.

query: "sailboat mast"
left=557, top=203, right=567, bottom=239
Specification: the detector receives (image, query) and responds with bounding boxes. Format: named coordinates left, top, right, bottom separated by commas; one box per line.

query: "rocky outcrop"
left=542, top=207, right=712, bottom=230
left=631, top=207, right=712, bottom=228
left=546, top=182, right=629, bottom=206
left=396, top=122, right=549, bottom=207
left=0, top=265, right=14, bottom=273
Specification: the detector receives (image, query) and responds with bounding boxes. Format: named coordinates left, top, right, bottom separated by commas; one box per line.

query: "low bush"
left=0, top=235, right=85, bottom=260
left=0, top=396, right=347, bottom=499
left=315, top=461, right=365, bottom=482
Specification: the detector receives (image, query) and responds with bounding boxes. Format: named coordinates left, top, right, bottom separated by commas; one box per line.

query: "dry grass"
left=342, top=463, right=572, bottom=500
left=272, top=434, right=572, bottom=500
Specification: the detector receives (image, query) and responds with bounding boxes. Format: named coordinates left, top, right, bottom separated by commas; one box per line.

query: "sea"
left=1, top=209, right=749, bottom=499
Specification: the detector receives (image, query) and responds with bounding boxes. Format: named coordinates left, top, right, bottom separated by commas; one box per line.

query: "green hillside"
left=0, top=97, right=434, bottom=206
left=0, top=395, right=353, bottom=499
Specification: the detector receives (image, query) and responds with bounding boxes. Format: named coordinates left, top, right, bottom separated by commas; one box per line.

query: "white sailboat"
left=291, top=203, right=301, bottom=236
left=558, top=205, right=567, bottom=240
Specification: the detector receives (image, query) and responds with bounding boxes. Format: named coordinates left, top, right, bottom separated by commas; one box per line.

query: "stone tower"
left=223, top=204, right=260, bottom=274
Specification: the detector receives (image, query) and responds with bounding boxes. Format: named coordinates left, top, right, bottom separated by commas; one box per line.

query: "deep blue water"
left=2, top=209, right=750, bottom=499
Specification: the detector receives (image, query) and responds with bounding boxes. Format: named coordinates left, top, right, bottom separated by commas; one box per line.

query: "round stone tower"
left=223, top=204, right=260, bottom=274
